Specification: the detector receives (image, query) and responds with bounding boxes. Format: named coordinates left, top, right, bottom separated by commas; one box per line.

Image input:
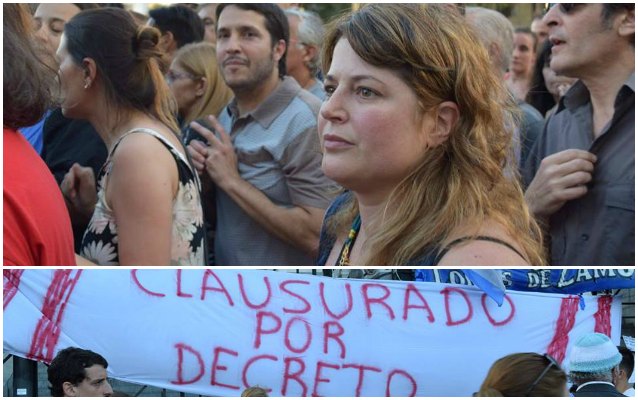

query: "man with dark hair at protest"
left=148, top=4, right=204, bottom=65
left=523, top=4, right=634, bottom=266
left=616, top=346, right=635, bottom=396
left=187, top=4, right=335, bottom=265
left=568, top=333, right=626, bottom=396
left=48, top=347, right=113, bottom=397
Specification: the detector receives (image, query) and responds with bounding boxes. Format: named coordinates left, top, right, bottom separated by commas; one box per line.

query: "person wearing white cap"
left=568, top=332, right=626, bottom=397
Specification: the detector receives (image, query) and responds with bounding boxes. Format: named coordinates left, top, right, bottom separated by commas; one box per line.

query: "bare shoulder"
left=438, top=219, right=529, bottom=266
left=107, top=128, right=180, bottom=201
left=111, top=128, right=178, bottom=173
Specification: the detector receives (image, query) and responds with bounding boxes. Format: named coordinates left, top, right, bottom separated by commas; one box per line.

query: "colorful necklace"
left=336, top=214, right=361, bottom=266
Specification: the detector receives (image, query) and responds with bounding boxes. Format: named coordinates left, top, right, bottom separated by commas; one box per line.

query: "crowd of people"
left=44, top=332, right=634, bottom=397
left=3, top=3, right=634, bottom=266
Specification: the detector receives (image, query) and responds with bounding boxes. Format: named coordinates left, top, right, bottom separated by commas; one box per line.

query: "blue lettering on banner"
left=414, top=269, right=634, bottom=294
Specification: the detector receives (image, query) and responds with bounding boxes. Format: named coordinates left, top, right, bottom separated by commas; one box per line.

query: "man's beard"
left=224, top=52, right=277, bottom=92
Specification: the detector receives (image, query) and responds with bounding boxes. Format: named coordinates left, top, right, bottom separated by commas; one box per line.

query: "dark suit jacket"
left=574, top=383, right=626, bottom=397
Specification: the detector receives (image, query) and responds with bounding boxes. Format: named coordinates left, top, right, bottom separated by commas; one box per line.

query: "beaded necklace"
left=336, top=214, right=361, bottom=266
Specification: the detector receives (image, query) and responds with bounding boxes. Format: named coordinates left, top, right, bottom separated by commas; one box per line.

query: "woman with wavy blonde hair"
left=58, top=8, right=205, bottom=265
left=476, top=353, right=568, bottom=397
left=168, top=41, right=232, bottom=143
left=317, top=3, right=545, bottom=266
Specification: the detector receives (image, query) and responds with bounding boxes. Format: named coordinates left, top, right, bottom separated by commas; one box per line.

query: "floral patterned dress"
left=80, top=128, right=205, bottom=265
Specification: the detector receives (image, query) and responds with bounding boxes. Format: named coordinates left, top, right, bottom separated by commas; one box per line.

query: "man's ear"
left=487, top=42, right=500, bottom=63
left=611, top=366, right=621, bottom=385
left=487, top=42, right=504, bottom=75
left=62, top=382, right=77, bottom=397
left=273, top=39, right=286, bottom=63
left=302, top=45, right=318, bottom=65
left=159, top=31, right=175, bottom=52
left=618, top=367, right=627, bottom=381
left=195, top=77, right=207, bottom=97
left=425, top=101, right=459, bottom=148
left=618, top=8, right=635, bottom=39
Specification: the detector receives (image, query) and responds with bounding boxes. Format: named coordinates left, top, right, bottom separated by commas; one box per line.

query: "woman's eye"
left=356, top=87, right=376, bottom=98
left=50, top=22, right=64, bottom=34
left=324, top=85, right=335, bottom=97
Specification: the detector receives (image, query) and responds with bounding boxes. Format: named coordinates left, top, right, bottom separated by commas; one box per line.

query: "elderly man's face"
left=285, top=14, right=307, bottom=79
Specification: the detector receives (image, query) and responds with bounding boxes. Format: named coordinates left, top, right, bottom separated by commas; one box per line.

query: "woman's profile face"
left=34, top=3, right=81, bottom=60
left=319, top=38, right=432, bottom=195
left=56, top=34, right=89, bottom=118
left=167, top=61, right=201, bottom=118
left=510, top=32, right=535, bottom=75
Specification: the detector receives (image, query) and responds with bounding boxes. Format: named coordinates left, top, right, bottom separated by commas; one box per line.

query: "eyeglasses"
left=165, top=70, right=196, bottom=84
left=525, top=353, right=560, bottom=396
left=544, top=3, right=585, bottom=15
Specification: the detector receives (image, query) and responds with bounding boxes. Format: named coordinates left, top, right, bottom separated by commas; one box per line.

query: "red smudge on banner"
left=546, top=296, right=579, bottom=363
left=3, top=269, right=24, bottom=310
left=594, top=295, right=613, bottom=337
left=27, top=270, right=83, bottom=363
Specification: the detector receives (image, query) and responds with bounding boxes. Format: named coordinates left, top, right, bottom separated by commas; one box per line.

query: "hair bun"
left=134, top=26, right=162, bottom=61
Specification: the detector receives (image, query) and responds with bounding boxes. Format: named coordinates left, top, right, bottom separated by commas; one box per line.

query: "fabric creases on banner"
left=3, top=269, right=624, bottom=397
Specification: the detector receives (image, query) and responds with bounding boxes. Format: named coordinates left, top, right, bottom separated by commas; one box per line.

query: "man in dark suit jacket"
left=569, top=333, right=626, bottom=397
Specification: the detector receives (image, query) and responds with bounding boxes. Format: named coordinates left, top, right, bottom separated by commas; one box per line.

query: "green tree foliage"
left=304, top=3, right=352, bottom=24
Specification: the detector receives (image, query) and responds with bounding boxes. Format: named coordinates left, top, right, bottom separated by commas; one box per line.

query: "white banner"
left=3, top=269, right=623, bottom=396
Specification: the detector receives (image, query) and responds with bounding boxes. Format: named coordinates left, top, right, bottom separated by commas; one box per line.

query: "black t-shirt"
left=41, top=108, right=108, bottom=252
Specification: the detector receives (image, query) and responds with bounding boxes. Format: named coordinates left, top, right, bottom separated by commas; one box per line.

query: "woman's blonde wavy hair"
left=321, top=4, right=545, bottom=265
left=173, top=42, right=233, bottom=125
left=476, top=353, right=567, bottom=397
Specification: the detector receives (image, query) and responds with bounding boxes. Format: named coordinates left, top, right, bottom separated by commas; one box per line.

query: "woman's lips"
left=323, top=134, right=354, bottom=150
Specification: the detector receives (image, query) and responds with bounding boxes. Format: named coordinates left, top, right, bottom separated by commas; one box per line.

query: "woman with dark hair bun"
left=58, top=8, right=205, bottom=265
